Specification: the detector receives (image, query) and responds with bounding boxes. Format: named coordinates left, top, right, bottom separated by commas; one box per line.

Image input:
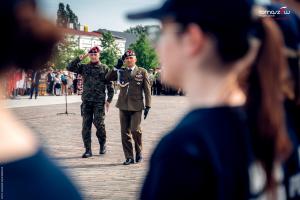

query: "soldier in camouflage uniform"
left=67, top=46, right=114, bottom=158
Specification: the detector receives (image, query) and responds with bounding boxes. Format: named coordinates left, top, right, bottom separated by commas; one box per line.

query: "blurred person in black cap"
left=67, top=46, right=114, bottom=158
left=106, top=49, right=151, bottom=165
left=127, top=0, right=298, bottom=199
left=0, top=0, right=82, bottom=199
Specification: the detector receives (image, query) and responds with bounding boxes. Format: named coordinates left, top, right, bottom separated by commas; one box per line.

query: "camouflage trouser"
left=81, top=101, right=106, bottom=149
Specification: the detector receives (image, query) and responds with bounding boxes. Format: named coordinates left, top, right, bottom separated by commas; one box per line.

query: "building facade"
left=62, top=27, right=126, bottom=54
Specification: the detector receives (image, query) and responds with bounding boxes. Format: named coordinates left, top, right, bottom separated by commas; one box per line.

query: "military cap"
left=88, top=46, right=100, bottom=54
left=123, top=49, right=136, bottom=59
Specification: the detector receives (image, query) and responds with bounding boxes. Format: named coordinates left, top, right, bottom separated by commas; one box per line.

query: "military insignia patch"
left=135, top=77, right=143, bottom=82
left=136, top=74, right=143, bottom=78
left=135, top=72, right=143, bottom=82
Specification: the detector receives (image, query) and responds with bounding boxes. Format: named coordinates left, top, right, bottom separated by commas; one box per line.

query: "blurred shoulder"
left=0, top=112, right=38, bottom=163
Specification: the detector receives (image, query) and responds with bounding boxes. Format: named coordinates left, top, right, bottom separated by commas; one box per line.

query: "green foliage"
left=56, top=3, right=68, bottom=27
left=56, top=3, right=79, bottom=29
left=125, top=25, right=160, bottom=69
left=51, top=36, right=87, bottom=70
left=66, top=4, right=79, bottom=29
left=124, top=25, right=147, bottom=36
left=129, top=33, right=159, bottom=71
left=124, top=25, right=160, bottom=37
left=100, top=31, right=121, bottom=69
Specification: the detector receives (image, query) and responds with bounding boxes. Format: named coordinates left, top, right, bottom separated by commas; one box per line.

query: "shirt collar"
left=90, top=61, right=101, bottom=66
left=127, top=65, right=136, bottom=71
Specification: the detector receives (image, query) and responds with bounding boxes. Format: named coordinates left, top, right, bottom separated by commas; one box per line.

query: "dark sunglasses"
left=89, top=53, right=98, bottom=56
left=125, top=56, right=135, bottom=60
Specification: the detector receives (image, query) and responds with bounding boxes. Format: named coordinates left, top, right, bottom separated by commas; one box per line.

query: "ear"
left=181, top=24, right=205, bottom=57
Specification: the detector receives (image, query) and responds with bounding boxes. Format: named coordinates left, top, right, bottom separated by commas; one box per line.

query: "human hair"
left=245, top=17, right=291, bottom=190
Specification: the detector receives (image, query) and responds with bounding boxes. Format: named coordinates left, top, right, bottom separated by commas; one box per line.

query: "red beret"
left=88, top=46, right=100, bottom=54
left=123, top=49, right=136, bottom=58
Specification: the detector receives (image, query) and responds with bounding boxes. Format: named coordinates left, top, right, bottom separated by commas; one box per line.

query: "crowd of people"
left=149, top=68, right=184, bottom=96
left=14, top=69, right=83, bottom=98
left=7, top=66, right=182, bottom=99
left=45, top=69, right=82, bottom=96
left=2, top=69, right=83, bottom=99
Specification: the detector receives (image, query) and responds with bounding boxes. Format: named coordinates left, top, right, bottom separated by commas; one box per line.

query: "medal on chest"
left=134, top=71, right=143, bottom=85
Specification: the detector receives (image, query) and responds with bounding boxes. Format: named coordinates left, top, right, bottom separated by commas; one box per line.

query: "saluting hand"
left=115, top=58, right=124, bottom=69
left=79, top=53, right=89, bottom=60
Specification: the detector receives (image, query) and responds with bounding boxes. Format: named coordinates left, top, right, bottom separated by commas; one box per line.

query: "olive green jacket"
left=106, top=66, right=151, bottom=111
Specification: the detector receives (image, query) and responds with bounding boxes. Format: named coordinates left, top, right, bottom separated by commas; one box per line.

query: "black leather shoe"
left=99, top=144, right=106, bottom=154
left=136, top=154, right=143, bottom=163
left=123, top=158, right=134, bottom=165
left=82, top=149, right=92, bottom=158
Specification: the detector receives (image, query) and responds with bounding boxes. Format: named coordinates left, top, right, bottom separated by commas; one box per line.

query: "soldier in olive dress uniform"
left=106, top=49, right=151, bottom=165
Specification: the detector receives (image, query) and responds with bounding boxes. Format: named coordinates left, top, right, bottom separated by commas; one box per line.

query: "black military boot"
left=135, top=153, right=143, bottom=163
left=99, top=142, right=106, bottom=154
left=82, top=148, right=92, bottom=158
left=123, top=158, right=134, bottom=165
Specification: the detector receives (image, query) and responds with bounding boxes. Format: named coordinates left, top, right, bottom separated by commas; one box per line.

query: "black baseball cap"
left=127, top=0, right=257, bottom=63
left=127, top=0, right=254, bottom=26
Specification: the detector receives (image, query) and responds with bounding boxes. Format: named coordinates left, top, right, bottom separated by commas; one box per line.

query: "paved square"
left=9, top=96, right=188, bottom=200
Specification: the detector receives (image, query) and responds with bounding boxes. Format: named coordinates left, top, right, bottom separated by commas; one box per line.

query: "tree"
left=124, top=25, right=147, bottom=36
left=51, top=36, right=88, bottom=70
left=100, top=31, right=121, bottom=69
left=57, top=3, right=80, bottom=29
left=129, top=33, right=159, bottom=71
left=66, top=4, right=79, bottom=29
left=124, top=25, right=160, bottom=37
left=125, top=25, right=161, bottom=45
left=56, top=3, right=68, bottom=28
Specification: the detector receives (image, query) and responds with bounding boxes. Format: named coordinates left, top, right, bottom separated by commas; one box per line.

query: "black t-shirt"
left=141, top=106, right=300, bottom=200
left=284, top=101, right=300, bottom=200
left=2, top=149, right=82, bottom=200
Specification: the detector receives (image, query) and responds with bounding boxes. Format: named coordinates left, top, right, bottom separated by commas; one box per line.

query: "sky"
left=38, top=0, right=163, bottom=32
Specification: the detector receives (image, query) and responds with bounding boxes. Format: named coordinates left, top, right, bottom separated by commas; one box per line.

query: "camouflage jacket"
left=67, top=57, right=114, bottom=103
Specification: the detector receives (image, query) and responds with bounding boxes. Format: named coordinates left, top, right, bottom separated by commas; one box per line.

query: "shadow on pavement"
left=62, top=163, right=123, bottom=169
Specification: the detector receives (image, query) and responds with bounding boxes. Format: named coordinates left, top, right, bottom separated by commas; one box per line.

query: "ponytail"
left=246, top=17, right=292, bottom=190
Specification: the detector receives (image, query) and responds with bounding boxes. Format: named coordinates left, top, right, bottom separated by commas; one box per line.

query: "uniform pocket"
left=133, top=95, right=143, bottom=100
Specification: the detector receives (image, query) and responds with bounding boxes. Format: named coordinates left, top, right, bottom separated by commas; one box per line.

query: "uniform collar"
left=127, top=65, right=136, bottom=71
left=90, top=61, right=100, bottom=66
